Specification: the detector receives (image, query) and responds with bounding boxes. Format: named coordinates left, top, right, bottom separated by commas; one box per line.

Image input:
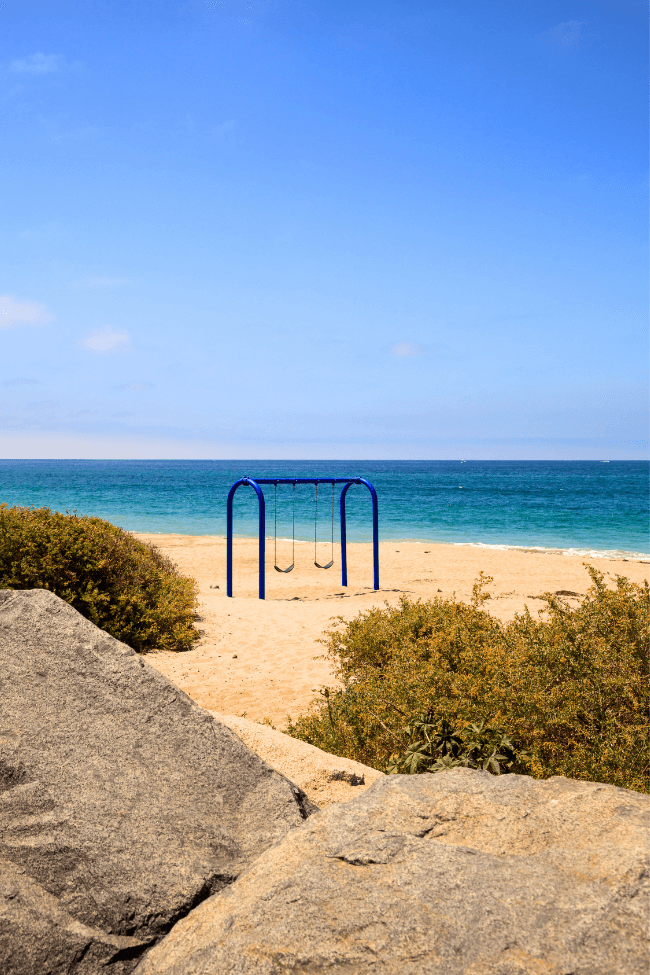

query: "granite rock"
left=212, top=711, right=384, bottom=806
left=135, top=767, right=650, bottom=975
left=0, top=589, right=316, bottom=974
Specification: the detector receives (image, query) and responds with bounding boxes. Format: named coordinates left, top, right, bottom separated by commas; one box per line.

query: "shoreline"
left=138, top=532, right=650, bottom=563
left=139, top=534, right=650, bottom=725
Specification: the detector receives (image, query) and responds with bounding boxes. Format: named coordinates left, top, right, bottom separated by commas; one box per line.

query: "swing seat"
left=274, top=482, right=295, bottom=575
left=313, top=482, right=335, bottom=570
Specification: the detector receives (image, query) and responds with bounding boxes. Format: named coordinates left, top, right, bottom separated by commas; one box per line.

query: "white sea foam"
left=356, top=538, right=649, bottom=561
left=448, top=541, right=650, bottom=562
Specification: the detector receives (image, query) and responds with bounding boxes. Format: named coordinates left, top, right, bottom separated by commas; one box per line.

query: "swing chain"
left=314, top=481, right=335, bottom=569
left=274, top=482, right=295, bottom=573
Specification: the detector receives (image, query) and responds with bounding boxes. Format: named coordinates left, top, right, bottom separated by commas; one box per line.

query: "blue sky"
left=1, top=0, right=647, bottom=459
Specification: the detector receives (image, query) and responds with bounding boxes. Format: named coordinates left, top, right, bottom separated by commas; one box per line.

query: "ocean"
left=0, top=460, right=648, bottom=559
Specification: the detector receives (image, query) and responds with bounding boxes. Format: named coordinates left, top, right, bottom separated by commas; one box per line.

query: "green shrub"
left=0, top=504, right=199, bottom=652
left=287, top=568, right=649, bottom=793
left=386, top=714, right=525, bottom=776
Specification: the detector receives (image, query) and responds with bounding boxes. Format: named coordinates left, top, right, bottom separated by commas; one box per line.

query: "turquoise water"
left=0, top=460, right=648, bottom=558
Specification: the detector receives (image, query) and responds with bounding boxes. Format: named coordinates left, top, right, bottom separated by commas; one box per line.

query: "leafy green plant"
left=386, top=713, right=524, bottom=775
left=0, top=504, right=199, bottom=652
left=287, top=567, right=649, bottom=793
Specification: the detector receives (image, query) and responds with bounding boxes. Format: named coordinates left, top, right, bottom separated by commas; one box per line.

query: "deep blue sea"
left=0, top=460, right=648, bottom=559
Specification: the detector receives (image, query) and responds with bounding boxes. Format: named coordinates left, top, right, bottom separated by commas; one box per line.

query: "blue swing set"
left=226, top=477, right=379, bottom=600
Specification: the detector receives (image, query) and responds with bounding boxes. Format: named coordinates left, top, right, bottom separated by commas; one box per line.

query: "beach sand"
left=138, top=534, right=649, bottom=727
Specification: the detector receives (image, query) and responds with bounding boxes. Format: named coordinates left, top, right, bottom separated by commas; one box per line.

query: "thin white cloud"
left=2, top=377, right=42, bottom=387
left=214, top=119, right=237, bottom=136
left=115, top=382, right=153, bottom=391
left=26, top=399, right=59, bottom=411
left=18, top=223, right=62, bottom=242
left=0, top=294, right=53, bottom=328
left=49, top=125, right=99, bottom=144
left=10, top=53, right=62, bottom=74
left=71, top=275, right=131, bottom=289
left=390, top=341, right=424, bottom=358
left=79, top=328, right=130, bottom=353
left=542, top=21, right=589, bottom=49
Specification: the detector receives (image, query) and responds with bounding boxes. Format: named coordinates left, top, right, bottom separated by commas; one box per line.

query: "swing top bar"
left=226, top=476, right=379, bottom=599
left=239, top=477, right=365, bottom=485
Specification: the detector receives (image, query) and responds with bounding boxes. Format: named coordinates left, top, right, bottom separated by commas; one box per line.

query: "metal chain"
left=274, top=482, right=295, bottom=573
left=314, top=481, right=335, bottom=569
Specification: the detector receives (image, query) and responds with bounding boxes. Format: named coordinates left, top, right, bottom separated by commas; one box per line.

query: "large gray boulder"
left=0, top=589, right=316, bottom=974
left=136, top=767, right=649, bottom=975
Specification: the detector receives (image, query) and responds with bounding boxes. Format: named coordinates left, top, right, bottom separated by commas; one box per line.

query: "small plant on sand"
left=0, top=504, right=199, bottom=652
left=386, top=713, right=524, bottom=775
left=286, top=568, right=649, bottom=793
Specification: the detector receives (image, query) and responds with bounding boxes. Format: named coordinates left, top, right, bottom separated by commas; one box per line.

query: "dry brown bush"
left=287, top=568, right=649, bottom=793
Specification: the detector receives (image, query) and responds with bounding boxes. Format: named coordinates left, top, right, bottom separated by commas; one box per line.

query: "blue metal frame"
left=226, top=477, right=379, bottom=599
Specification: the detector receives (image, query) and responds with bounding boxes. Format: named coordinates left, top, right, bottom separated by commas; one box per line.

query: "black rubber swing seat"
left=274, top=562, right=295, bottom=573
left=314, top=559, right=334, bottom=569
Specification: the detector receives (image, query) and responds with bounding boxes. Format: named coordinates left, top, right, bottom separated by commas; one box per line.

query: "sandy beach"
left=138, top=534, right=649, bottom=726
